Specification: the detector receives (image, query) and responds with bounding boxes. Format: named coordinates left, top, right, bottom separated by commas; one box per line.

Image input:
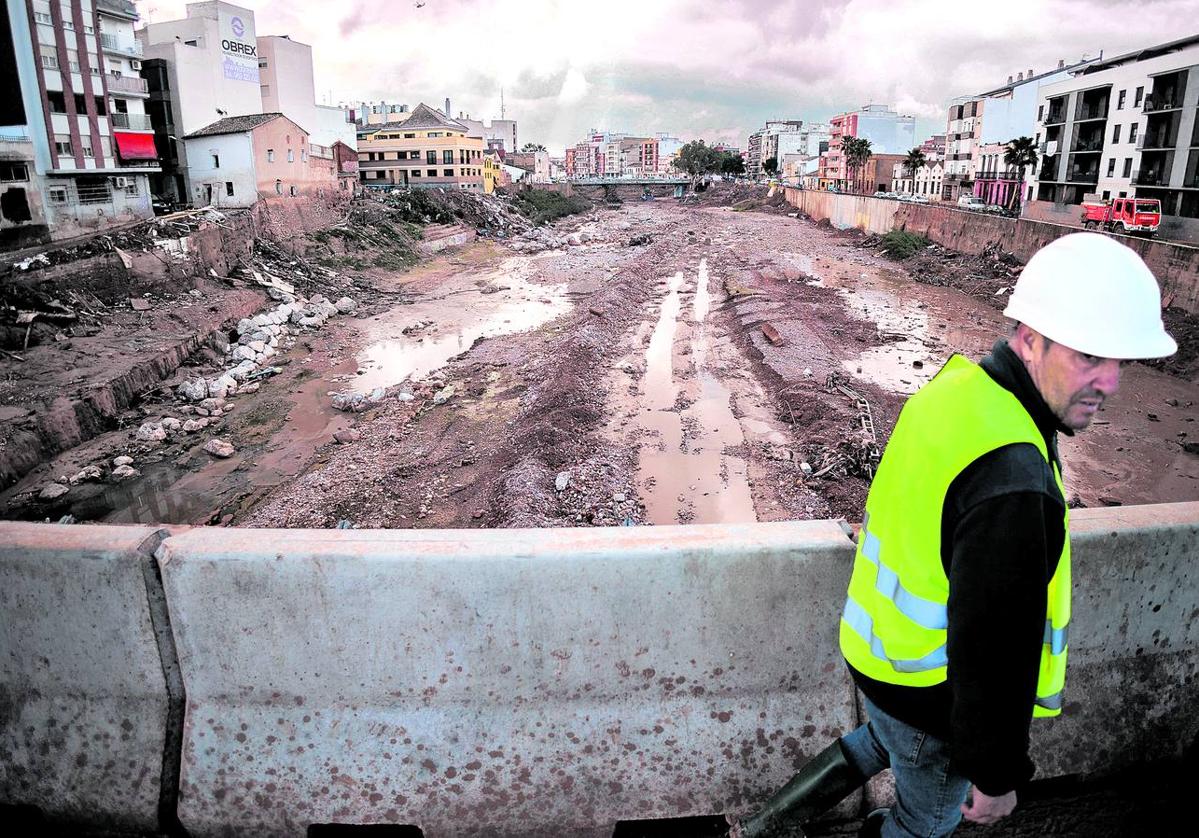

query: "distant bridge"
left=562, top=177, right=693, bottom=201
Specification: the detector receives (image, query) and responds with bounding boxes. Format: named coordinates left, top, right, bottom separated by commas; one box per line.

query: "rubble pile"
left=375, top=187, right=535, bottom=237
left=855, top=235, right=1025, bottom=307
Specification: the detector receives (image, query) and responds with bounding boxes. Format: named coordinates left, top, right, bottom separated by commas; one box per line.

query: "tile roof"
left=397, top=103, right=470, bottom=132
left=185, top=113, right=287, bottom=138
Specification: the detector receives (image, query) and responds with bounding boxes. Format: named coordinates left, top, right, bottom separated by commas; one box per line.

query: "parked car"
left=911, top=195, right=931, bottom=204
left=984, top=204, right=1006, bottom=213
left=957, top=195, right=986, bottom=210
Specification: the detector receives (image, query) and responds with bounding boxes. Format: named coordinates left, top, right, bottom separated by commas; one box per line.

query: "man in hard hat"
left=728, top=233, right=1176, bottom=838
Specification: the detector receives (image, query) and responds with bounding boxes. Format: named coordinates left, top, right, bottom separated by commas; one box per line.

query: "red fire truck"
left=1080, top=197, right=1162, bottom=236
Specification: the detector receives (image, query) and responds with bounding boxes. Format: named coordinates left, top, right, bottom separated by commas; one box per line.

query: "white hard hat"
left=1002, top=232, right=1177, bottom=359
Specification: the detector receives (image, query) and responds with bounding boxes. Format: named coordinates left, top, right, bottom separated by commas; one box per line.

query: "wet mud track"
left=7, top=202, right=1195, bottom=527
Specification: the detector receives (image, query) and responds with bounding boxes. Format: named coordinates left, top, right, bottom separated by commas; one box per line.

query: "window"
left=183, top=39, right=198, bottom=47
left=211, top=153, right=220, bottom=168
left=82, top=144, right=93, bottom=158
left=55, top=140, right=72, bottom=155
left=34, top=11, right=51, bottom=24
left=260, top=84, right=271, bottom=98
left=124, top=181, right=139, bottom=197
left=428, top=132, right=442, bottom=138
left=1129, top=123, right=1138, bottom=143
left=427, top=169, right=436, bottom=177
left=0, top=163, right=29, bottom=182
left=275, top=179, right=282, bottom=194
left=225, top=181, right=234, bottom=196
left=1107, top=158, right=1116, bottom=176
left=301, top=149, right=307, bottom=162
left=443, top=150, right=453, bottom=164
left=404, top=133, right=415, bottom=138
left=444, top=169, right=453, bottom=177
left=411, top=170, right=421, bottom=177
left=48, top=186, right=68, bottom=204
left=258, top=59, right=268, bottom=68
left=289, top=185, right=297, bottom=196
left=426, top=150, right=436, bottom=164
left=1119, top=190, right=1127, bottom=197
left=287, top=149, right=294, bottom=162
left=1112, top=124, right=1121, bottom=143
left=1117, top=90, right=1126, bottom=109
left=1134, top=86, right=1144, bottom=107
left=267, top=149, right=275, bottom=162
left=40, top=54, right=59, bottom=70
left=1123, top=158, right=1133, bottom=177
left=1102, top=190, right=1111, bottom=200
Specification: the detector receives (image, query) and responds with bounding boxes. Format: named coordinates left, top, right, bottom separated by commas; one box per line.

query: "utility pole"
left=500, top=88, right=506, bottom=120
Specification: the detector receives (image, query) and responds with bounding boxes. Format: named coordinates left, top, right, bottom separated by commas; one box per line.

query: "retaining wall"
left=2, top=502, right=1197, bottom=836
left=783, top=188, right=1199, bottom=315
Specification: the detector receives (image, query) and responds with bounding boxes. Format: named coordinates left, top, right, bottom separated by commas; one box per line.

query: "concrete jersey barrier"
left=0, top=523, right=177, bottom=833
left=156, top=521, right=859, bottom=837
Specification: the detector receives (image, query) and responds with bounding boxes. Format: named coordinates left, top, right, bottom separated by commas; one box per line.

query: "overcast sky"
left=136, top=0, right=1199, bottom=154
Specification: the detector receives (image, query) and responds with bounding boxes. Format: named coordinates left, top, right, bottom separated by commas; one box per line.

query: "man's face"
left=1012, top=326, right=1122, bottom=430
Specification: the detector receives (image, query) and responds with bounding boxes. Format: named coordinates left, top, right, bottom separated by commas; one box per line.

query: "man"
left=729, top=233, right=1177, bottom=838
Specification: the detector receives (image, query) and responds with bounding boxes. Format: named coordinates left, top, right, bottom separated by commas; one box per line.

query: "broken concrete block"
left=135, top=422, right=167, bottom=443
left=110, top=464, right=140, bottom=482
left=203, top=438, right=235, bottom=459
left=69, top=465, right=103, bottom=485
left=39, top=482, right=70, bottom=500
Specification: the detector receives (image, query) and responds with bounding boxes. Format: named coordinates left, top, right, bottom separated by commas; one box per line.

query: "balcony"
left=1144, top=94, right=1182, bottom=113
left=99, top=33, right=142, bottom=57
left=1137, top=133, right=1175, bottom=151
left=1066, top=168, right=1099, bottom=185
left=1072, top=137, right=1104, bottom=153
left=110, top=112, right=152, bottom=130
left=1075, top=103, right=1109, bottom=121
left=107, top=74, right=148, bottom=95
left=1044, top=109, right=1066, bottom=125
left=976, top=170, right=1018, bottom=181
left=1134, top=170, right=1171, bottom=187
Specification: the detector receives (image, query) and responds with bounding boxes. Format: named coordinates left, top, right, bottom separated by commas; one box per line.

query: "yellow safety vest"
left=839, top=354, right=1070, bottom=717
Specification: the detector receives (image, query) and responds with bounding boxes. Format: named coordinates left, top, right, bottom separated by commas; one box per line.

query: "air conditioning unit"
left=129, top=60, right=141, bottom=70
left=113, top=176, right=128, bottom=188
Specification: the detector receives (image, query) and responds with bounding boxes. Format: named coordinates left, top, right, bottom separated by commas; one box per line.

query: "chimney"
left=1028, top=68, right=1034, bottom=77
left=445, top=97, right=451, bottom=116
left=1017, top=72, right=1024, bottom=81
left=1008, top=75, right=1014, bottom=84
left=1058, top=59, right=1065, bottom=69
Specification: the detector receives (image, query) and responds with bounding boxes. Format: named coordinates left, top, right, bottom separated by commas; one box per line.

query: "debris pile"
left=854, top=235, right=1024, bottom=306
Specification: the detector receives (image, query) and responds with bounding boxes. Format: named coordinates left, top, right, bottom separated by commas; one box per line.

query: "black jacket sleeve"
left=946, top=490, right=1050, bottom=795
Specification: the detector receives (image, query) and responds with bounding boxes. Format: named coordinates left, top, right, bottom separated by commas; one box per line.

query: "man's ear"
left=1011, top=323, right=1038, bottom=363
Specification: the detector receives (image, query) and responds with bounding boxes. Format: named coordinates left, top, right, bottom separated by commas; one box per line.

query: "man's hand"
left=961, top=786, right=1017, bottom=824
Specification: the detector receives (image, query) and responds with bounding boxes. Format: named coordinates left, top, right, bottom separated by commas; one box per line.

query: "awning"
left=113, top=131, right=158, bottom=162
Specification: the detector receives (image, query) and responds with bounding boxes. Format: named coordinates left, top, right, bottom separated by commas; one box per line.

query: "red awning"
left=113, top=131, right=158, bottom=162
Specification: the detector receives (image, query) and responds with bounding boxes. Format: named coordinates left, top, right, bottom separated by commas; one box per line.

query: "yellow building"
left=357, top=103, right=485, bottom=191
left=482, top=151, right=502, bottom=194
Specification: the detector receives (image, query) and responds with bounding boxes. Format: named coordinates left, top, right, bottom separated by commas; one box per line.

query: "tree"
left=842, top=137, right=873, bottom=194
left=1003, top=136, right=1038, bottom=215
left=762, top=156, right=779, bottom=177
left=904, top=147, right=927, bottom=178
left=674, top=140, right=722, bottom=182
left=521, top=143, right=547, bottom=152
left=720, top=152, right=746, bottom=176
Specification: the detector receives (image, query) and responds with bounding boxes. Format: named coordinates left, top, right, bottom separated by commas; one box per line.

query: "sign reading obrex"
left=219, top=10, right=258, bottom=83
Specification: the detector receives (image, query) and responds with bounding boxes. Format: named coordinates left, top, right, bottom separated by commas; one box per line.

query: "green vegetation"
left=762, top=156, right=779, bottom=177
left=879, top=230, right=929, bottom=260
left=512, top=189, right=592, bottom=224
left=1004, top=136, right=1038, bottom=213
left=842, top=136, right=874, bottom=193
left=308, top=211, right=420, bottom=271
left=674, top=139, right=744, bottom=180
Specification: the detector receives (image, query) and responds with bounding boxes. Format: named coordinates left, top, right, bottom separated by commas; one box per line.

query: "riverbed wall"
left=782, top=188, right=1199, bottom=315
left=2, top=501, right=1196, bottom=836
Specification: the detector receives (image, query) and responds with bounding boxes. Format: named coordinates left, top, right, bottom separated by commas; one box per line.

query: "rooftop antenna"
left=501, top=87, right=505, bottom=120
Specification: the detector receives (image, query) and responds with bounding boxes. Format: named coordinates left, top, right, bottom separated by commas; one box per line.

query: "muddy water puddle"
left=352, top=257, right=571, bottom=392
left=610, top=259, right=786, bottom=525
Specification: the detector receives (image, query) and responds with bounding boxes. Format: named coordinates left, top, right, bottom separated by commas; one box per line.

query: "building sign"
left=219, top=9, right=258, bottom=84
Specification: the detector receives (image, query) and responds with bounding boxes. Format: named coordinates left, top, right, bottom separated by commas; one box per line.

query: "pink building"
left=973, top=141, right=1020, bottom=207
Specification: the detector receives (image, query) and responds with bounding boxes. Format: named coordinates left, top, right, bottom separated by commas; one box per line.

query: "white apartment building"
left=2, top=0, right=158, bottom=245
left=256, top=35, right=353, bottom=150
left=655, top=134, right=682, bottom=174
left=1034, top=35, right=1199, bottom=225
left=456, top=114, right=518, bottom=154
left=748, top=120, right=829, bottom=179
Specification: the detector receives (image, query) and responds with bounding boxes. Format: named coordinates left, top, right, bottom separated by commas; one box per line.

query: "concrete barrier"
left=0, top=523, right=179, bottom=833
left=156, top=521, right=859, bottom=837
left=783, top=188, right=1199, bottom=314
left=2, top=502, right=1197, bottom=835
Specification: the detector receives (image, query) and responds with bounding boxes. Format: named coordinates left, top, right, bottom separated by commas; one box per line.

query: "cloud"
left=135, top=0, right=1199, bottom=153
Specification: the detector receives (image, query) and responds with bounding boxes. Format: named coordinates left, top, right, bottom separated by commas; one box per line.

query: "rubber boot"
left=730, top=740, right=864, bottom=838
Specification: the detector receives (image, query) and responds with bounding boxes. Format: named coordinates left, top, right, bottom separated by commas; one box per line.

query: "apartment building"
left=1, top=0, right=159, bottom=246
left=820, top=105, right=914, bottom=191
left=455, top=114, right=517, bottom=154
left=356, top=103, right=485, bottom=191
left=256, top=35, right=354, bottom=149
left=1034, top=35, right=1199, bottom=225
left=655, top=134, right=682, bottom=174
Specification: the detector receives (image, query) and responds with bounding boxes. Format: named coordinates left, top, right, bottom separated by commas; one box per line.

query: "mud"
left=3, top=200, right=1196, bottom=527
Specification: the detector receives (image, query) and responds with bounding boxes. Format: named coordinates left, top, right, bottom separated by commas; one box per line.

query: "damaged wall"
left=2, top=502, right=1196, bottom=836
left=783, top=188, right=1199, bottom=314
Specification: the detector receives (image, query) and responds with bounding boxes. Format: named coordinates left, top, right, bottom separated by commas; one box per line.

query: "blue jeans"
left=839, top=696, right=972, bottom=838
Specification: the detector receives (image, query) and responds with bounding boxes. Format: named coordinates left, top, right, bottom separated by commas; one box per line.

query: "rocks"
left=69, top=465, right=103, bottom=484
left=227, top=360, right=258, bottom=382
left=397, top=391, right=415, bottom=402
left=135, top=422, right=168, bottom=443
left=331, top=387, right=386, bottom=413
left=203, top=438, right=236, bottom=459
left=335, top=297, right=358, bottom=314
left=334, top=429, right=360, bottom=444
left=177, top=378, right=209, bottom=402
left=231, top=344, right=257, bottom=362
left=207, top=374, right=237, bottom=400
left=113, top=455, right=134, bottom=467
left=555, top=471, right=571, bottom=492
left=39, top=482, right=70, bottom=500
left=161, top=417, right=183, bottom=433
left=182, top=418, right=209, bottom=433
left=433, top=385, right=455, bottom=406
left=111, top=464, right=140, bottom=482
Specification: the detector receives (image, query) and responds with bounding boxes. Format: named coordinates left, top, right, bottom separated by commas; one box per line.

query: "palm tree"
left=904, top=147, right=927, bottom=194
left=1004, top=136, right=1038, bottom=215
left=842, top=137, right=873, bottom=194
